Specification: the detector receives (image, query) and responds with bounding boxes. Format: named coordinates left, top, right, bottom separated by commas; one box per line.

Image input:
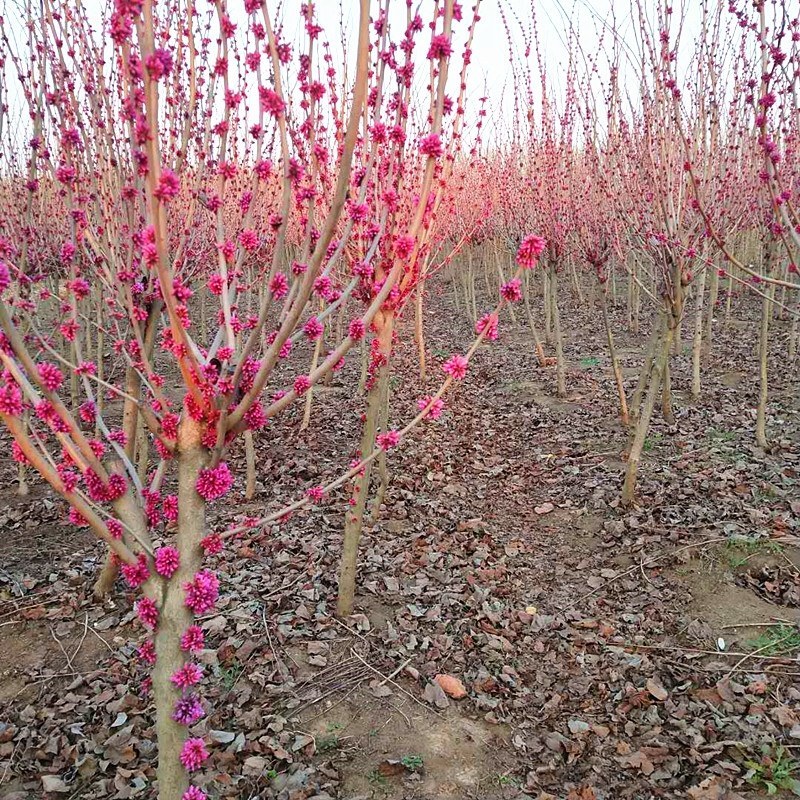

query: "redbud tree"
left=0, top=0, right=505, bottom=796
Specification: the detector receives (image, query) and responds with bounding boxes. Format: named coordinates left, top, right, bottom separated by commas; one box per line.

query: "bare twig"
left=349, top=647, right=441, bottom=717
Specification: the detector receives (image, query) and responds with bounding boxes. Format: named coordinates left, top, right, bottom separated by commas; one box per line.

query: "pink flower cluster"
left=500, top=278, right=522, bottom=302
left=121, top=554, right=150, bottom=589
left=179, top=738, right=209, bottom=772
left=154, top=168, right=180, bottom=203
left=304, top=317, right=324, bottom=340
left=195, top=462, right=232, bottom=501
left=136, top=597, right=159, bottom=628
left=476, top=313, right=499, bottom=341
left=348, top=319, right=366, bottom=340
left=180, top=625, right=205, bottom=653
left=0, top=261, right=10, bottom=293
left=200, top=534, right=223, bottom=555
left=238, top=229, right=259, bottom=251
left=183, top=570, right=219, bottom=614
left=155, top=546, right=180, bottom=578
left=377, top=430, right=400, bottom=450
left=307, top=486, right=325, bottom=502
left=427, top=33, right=453, bottom=60
left=269, top=272, right=289, bottom=299
left=0, top=383, right=23, bottom=416
left=417, top=395, right=445, bottom=420
left=259, top=87, right=285, bottom=117
left=173, top=694, right=205, bottom=725
left=419, top=133, right=443, bottom=159
left=38, top=362, right=64, bottom=392
left=171, top=662, right=203, bottom=689
left=293, top=375, right=311, bottom=396
left=245, top=402, right=268, bottom=430
left=138, top=640, right=156, bottom=666
left=516, top=234, right=546, bottom=269
left=145, top=48, right=173, bottom=80
left=443, top=354, right=468, bottom=380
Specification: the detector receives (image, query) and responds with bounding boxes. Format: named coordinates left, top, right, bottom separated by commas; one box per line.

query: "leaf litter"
left=0, top=299, right=799, bottom=799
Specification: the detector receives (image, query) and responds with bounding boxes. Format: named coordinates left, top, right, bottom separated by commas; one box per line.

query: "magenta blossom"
left=179, top=738, right=209, bottom=772
left=443, top=354, right=468, bottom=380
left=307, top=485, right=325, bottom=502
left=171, top=662, right=203, bottom=690
left=417, top=395, right=445, bottom=420
left=173, top=694, right=205, bottom=725
left=183, top=570, right=220, bottom=614
left=0, top=383, right=24, bottom=416
left=38, top=362, right=64, bottom=392
left=136, top=597, right=159, bottom=628
left=476, top=313, right=499, bottom=341
left=0, top=261, right=10, bottom=293
left=154, top=168, right=180, bottom=202
left=419, top=133, right=443, bottom=158
left=516, top=234, right=546, bottom=269
left=200, top=533, right=223, bottom=555
left=303, top=317, right=324, bottom=340
left=195, top=462, right=233, bottom=501
left=138, top=640, right=156, bottom=665
left=348, top=319, right=366, bottom=340
left=293, top=375, right=311, bottom=396
left=180, top=625, right=205, bottom=653
left=500, top=278, right=522, bottom=302
left=154, top=546, right=180, bottom=578
left=377, top=430, right=400, bottom=450
left=121, top=554, right=150, bottom=589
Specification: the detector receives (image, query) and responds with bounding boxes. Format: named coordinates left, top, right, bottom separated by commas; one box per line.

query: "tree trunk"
left=17, top=410, right=29, bottom=496
left=691, top=266, right=707, bottom=400
left=569, top=256, right=584, bottom=306
left=601, top=290, right=629, bottom=426
left=551, top=265, right=566, bottom=398
left=661, top=358, right=675, bottom=425
left=337, top=311, right=393, bottom=618
left=523, top=272, right=547, bottom=367
left=724, top=272, right=733, bottom=328
left=301, top=324, right=324, bottom=430
left=622, top=316, right=673, bottom=506
left=704, top=264, right=718, bottom=353
left=152, top=418, right=208, bottom=799
left=630, top=319, right=661, bottom=419
left=415, top=280, right=426, bottom=379
left=368, top=351, right=392, bottom=524
left=357, top=336, right=369, bottom=395
left=95, top=286, right=105, bottom=436
left=755, top=278, right=774, bottom=449
left=244, top=430, right=256, bottom=500
left=788, top=303, right=798, bottom=364
left=543, top=267, right=553, bottom=344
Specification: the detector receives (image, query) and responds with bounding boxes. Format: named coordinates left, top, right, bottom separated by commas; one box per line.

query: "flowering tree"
left=0, top=0, right=505, bottom=795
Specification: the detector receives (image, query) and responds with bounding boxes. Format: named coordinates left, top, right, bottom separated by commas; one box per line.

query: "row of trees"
left=442, top=0, right=799, bottom=502
left=0, top=0, right=523, bottom=796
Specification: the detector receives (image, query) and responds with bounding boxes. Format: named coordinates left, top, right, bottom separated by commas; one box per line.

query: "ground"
left=0, top=284, right=799, bottom=800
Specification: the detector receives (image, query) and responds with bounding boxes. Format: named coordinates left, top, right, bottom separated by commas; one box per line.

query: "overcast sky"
left=1, top=0, right=710, bottom=150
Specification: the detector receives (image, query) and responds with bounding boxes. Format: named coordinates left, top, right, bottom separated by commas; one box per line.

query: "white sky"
left=1, top=0, right=710, bottom=152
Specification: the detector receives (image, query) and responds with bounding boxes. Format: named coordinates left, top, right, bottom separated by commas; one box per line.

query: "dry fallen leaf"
left=646, top=677, right=669, bottom=701
left=434, top=673, right=467, bottom=699
left=41, top=775, right=70, bottom=794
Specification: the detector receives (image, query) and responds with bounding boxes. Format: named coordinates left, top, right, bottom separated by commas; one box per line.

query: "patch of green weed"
left=400, top=754, right=424, bottom=772
left=748, top=625, right=800, bottom=656
left=744, top=744, right=800, bottom=795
